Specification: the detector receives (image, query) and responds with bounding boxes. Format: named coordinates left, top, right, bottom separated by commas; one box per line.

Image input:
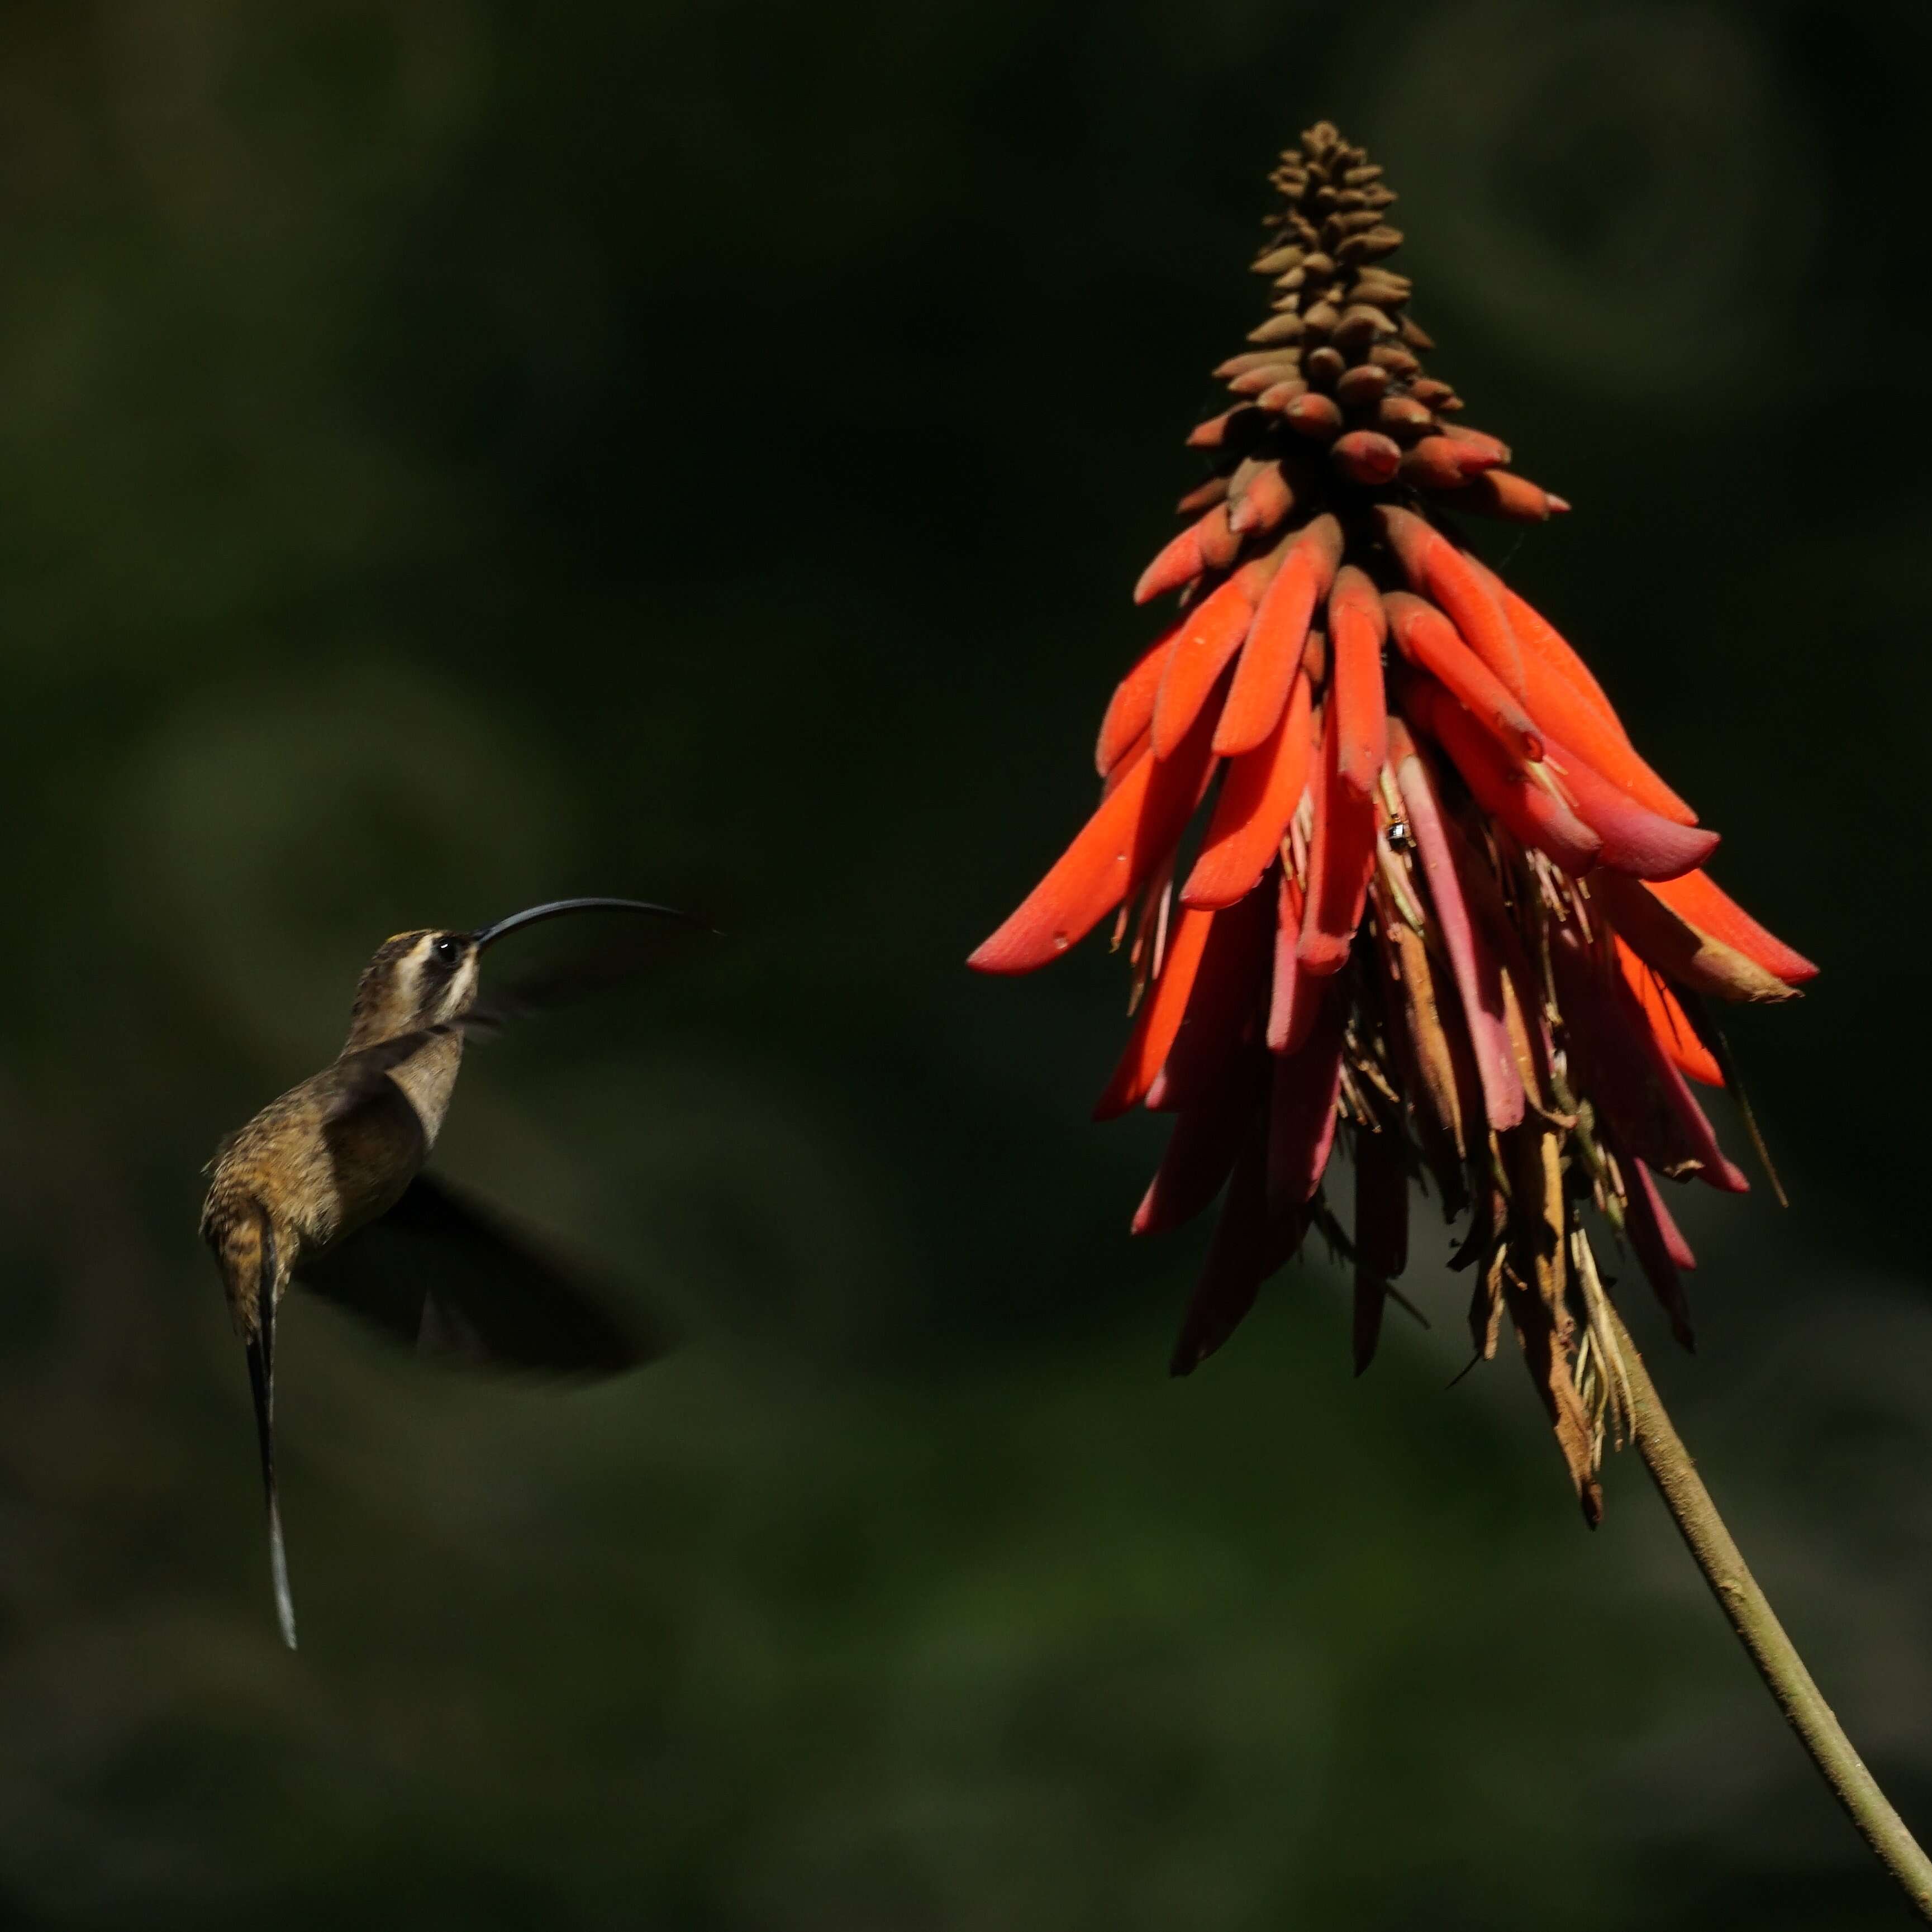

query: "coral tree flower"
left=969, top=122, right=1815, bottom=1519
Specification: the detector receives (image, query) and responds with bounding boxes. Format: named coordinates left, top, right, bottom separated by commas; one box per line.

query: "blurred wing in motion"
left=298, top=1173, right=670, bottom=1376
left=467, top=913, right=713, bottom=1037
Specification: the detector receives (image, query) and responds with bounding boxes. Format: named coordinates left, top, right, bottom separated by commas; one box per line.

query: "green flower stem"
left=1607, top=1301, right=1932, bottom=1919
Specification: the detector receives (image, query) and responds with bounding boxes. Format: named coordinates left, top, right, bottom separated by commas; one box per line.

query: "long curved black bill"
left=474, top=897, right=706, bottom=950
left=247, top=1216, right=297, bottom=1651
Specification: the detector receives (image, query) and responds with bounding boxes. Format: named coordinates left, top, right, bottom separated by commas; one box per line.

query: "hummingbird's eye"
left=433, top=935, right=464, bottom=965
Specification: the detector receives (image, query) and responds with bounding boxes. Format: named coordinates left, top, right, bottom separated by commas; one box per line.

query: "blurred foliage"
left=0, top=0, right=1928, bottom=1924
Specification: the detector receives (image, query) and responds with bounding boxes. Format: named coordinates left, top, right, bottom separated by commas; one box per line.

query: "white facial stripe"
left=449, top=954, right=479, bottom=1019
left=400, top=935, right=437, bottom=1016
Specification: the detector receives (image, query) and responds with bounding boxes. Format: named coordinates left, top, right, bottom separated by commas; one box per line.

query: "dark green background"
left=0, top=1, right=1926, bottom=1924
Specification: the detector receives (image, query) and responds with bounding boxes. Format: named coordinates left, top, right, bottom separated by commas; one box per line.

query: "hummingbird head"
left=343, top=898, right=701, bottom=1051
left=345, top=929, right=483, bottom=1049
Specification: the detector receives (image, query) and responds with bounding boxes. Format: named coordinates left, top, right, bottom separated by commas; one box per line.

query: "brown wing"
left=464, top=919, right=711, bottom=1035
left=295, top=1172, right=669, bottom=1376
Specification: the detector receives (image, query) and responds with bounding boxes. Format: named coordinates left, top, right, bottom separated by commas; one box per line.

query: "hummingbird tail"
left=246, top=1209, right=297, bottom=1651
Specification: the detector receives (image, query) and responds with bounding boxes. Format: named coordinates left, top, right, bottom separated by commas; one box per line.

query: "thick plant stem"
left=1607, top=1302, right=1932, bottom=1919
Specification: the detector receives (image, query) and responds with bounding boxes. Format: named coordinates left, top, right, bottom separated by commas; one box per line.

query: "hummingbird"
left=199, top=897, right=701, bottom=1650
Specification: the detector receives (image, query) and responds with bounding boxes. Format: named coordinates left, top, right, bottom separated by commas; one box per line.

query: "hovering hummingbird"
left=200, top=897, right=701, bottom=1650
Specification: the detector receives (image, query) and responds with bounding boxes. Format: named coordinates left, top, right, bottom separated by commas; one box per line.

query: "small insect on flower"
left=968, top=121, right=1815, bottom=1520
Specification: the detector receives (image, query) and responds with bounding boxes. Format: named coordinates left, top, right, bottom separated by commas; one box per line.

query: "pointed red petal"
left=1633, top=1160, right=1697, bottom=1270
left=1352, top=1125, right=1408, bottom=1374
left=1647, top=870, right=1817, bottom=986
left=1517, top=659, right=1695, bottom=827
left=1214, top=516, right=1341, bottom=755
left=1132, top=1058, right=1267, bottom=1235
left=1458, top=558, right=1697, bottom=827
left=1398, top=434, right=1498, bottom=489
left=1151, top=565, right=1266, bottom=758
left=1439, top=423, right=1511, bottom=465
left=1625, top=1160, right=1697, bottom=1350
left=1401, top=671, right=1601, bottom=876
left=1450, top=469, right=1564, bottom=521
left=1157, top=880, right=1278, bottom=1113
left=1265, top=984, right=1345, bottom=1210
left=1169, top=1129, right=1301, bottom=1376
left=1378, top=506, right=1524, bottom=694
left=1331, top=429, right=1402, bottom=486
left=1265, top=871, right=1317, bottom=1054
left=1552, top=926, right=1744, bottom=1190
left=1135, top=503, right=1235, bottom=605
left=1391, top=723, right=1525, bottom=1134
left=1592, top=870, right=1795, bottom=1004
left=1383, top=591, right=1541, bottom=763
left=1462, top=555, right=1619, bottom=724
left=1092, top=905, right=1215, bottom=1120
left=1183, top=671, right=1314, bottom=909
left=1543, top=732, right=1719, bottom=880
left=1616, top=939, right=1722, bottom=1087
left=1227, top=462, right=1296, bottom=538
left=1282, top=392, right=1344, bottom=439
left=969, top=695, right=1222, bottom=975
left=1096, top=631, right=1174, bottom=777
left=1328, top=568, right=1388, bottom=800
left=1297, top=700, right=1377, bottom=975
left=1186, top=407, right=1259, bottom=450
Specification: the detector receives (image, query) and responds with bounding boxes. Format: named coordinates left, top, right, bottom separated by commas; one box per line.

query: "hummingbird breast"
left=201, top=1030, right=467, bottom=1332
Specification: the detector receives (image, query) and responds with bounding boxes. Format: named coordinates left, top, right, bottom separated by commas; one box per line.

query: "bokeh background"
left=0, top=1, right=1926, bottom=1924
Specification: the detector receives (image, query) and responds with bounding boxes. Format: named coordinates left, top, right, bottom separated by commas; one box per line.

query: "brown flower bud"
left=1282, top=392, right=1344, bottom=440
left=1336, top=363, right=1391, bottom=409
left=1332, top=430, right=1402, bottom=484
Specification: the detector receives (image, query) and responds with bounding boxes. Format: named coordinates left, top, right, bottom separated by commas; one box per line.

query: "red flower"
left=968, top=122, right=1815, bottom=1519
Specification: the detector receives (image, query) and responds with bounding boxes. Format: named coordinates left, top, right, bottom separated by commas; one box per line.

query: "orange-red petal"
left=1592, top=869, right=1796, bottom=1003
left=1265, top=985, right=1345, bottom=1210
left=1132, top=1059, right=1267, bottom=1235
left=1461, top=556, right=1697, bottom=827
left=1186, top=407, right=1259, bottom=451
left=1378, top=506, right=1524, bottom=694
left=1439, top=423, right=1511, bottom=465
left=1617, top=939, right=1722, bottom=1087
left=1152, top=563, right=1269, bottom=757
left=1092, top=906, right=1216, bottom=1119
left=1552, top=927, right=1745, bottom=1191
left=1096, top=631, right=1173, bottom=777
left=1383, top=590, right=1541, bottom=764
left=1265, top=870, right=1316, bottom=1053
left=1391, top=721, right=1525, bottom=1134
left=1168, top=1132, right=1286, bottom=1375
left=1402, top=671, right=1601, bottom=876
left=1328, top=567, right=1388, bottom=800
left=969, top=694, right=1221, bottom=975
left=1157, top=878, right=1278, bottom=1112
left=1228, top=463, right=1296, bottom=537
left=1463, top=555, right=1618, bottom=723
left=1543, top=734, right=1718, bottom=880
left=1297, top=699, right=1377, bottom=974
left=1625, top=1159, right=1697, bottom=1350
left=1184, top=670, right=1314, bottom=909
left=1398, top=434, right=1498, bottom=490
left=1215, top=515, right=1342, bottom=755
left=1648, top=870, right=1817, bottom=986
left=1331, top=430, right=1401, bottom=486
left=1135, top=503, right=1233, bottom=605
left=1452, top=470, right=1567, bottom=521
